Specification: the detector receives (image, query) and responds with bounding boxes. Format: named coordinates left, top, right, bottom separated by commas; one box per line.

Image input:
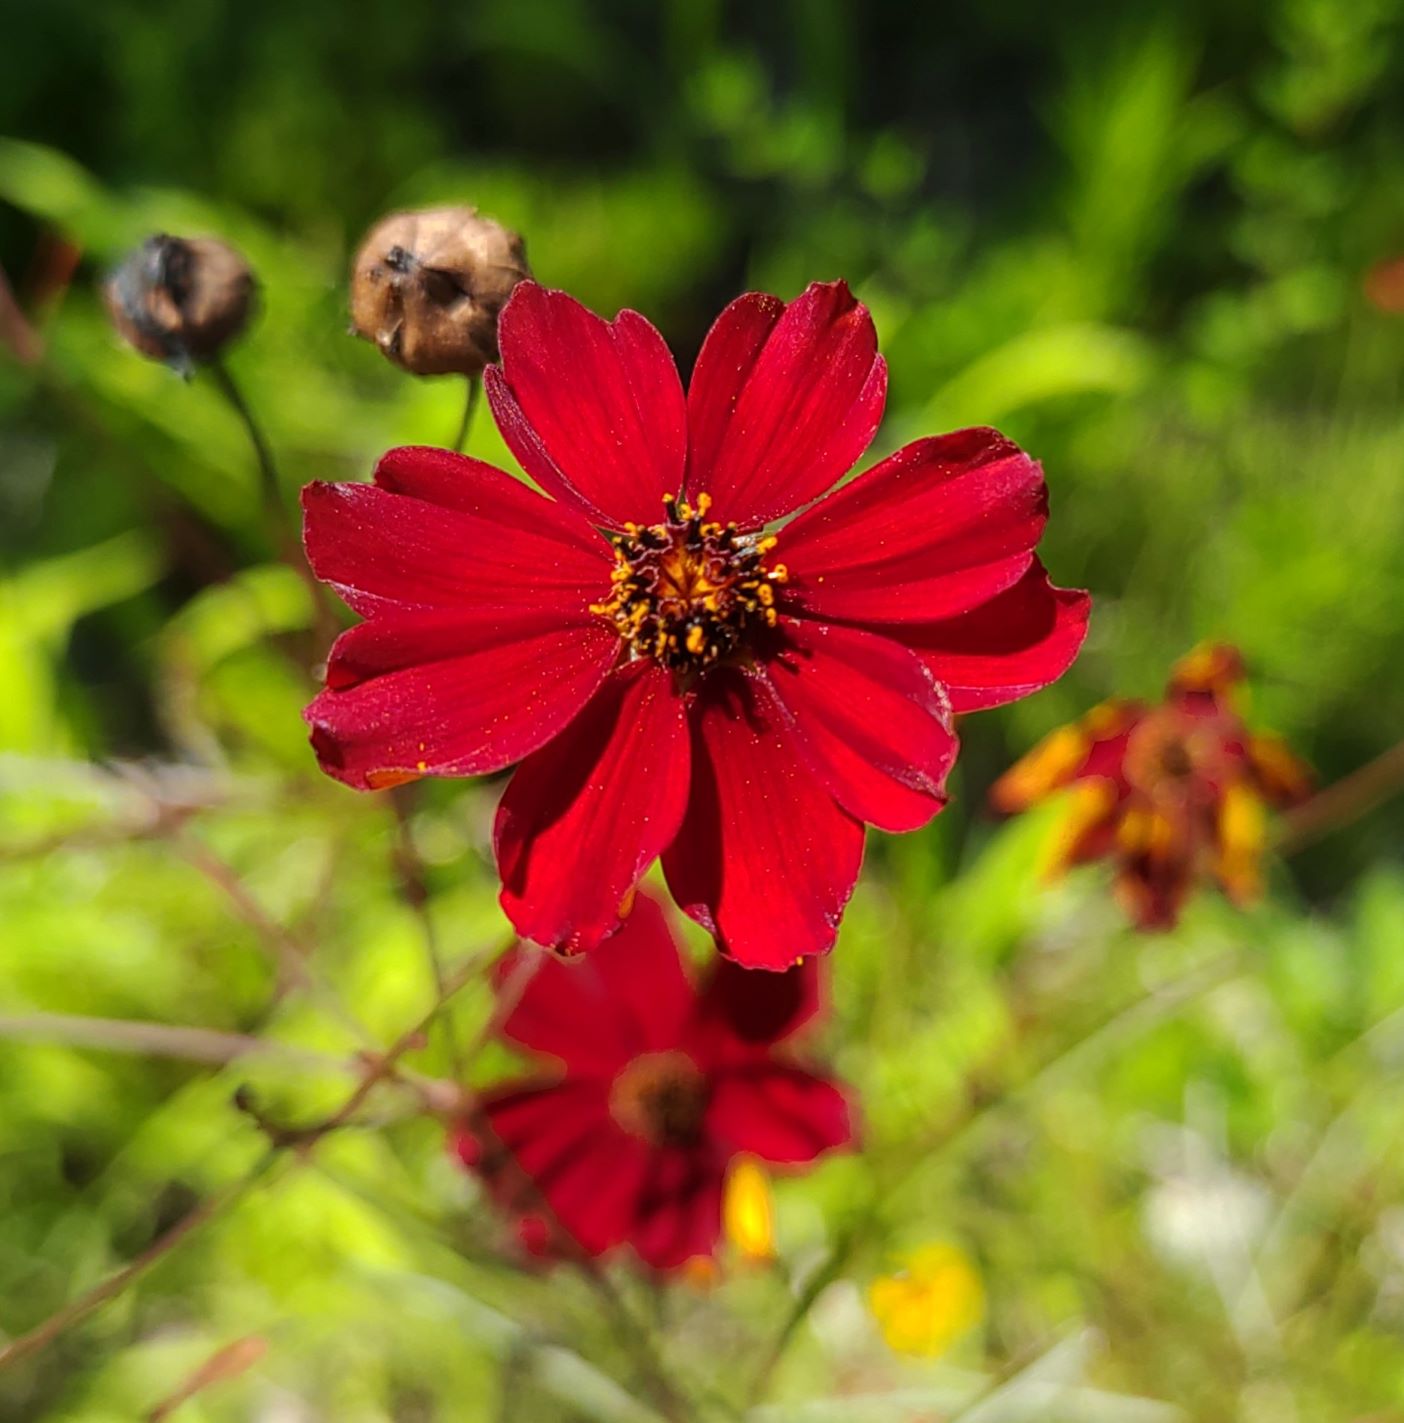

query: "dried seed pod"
left=1365, top=253, right=1404, bottom=314
left=105, top=234, right=256, bottom=370
left=349, top=205, right=530, bottom=376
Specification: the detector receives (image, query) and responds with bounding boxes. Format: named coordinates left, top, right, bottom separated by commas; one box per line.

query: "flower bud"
left=349, top=205, right=530, bottom=376
left=105, top=234, right=256, bottom=370
left=1365, top=253, right=1404, bottom=314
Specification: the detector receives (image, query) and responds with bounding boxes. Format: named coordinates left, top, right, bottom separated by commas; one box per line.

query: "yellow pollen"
left=590, top=496, right=788, bottom=673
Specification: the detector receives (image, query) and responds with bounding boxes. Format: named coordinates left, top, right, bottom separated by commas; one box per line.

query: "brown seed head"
left=105, top=234, right=255, bottom=371
left=349, top=205, right=530, bottom=376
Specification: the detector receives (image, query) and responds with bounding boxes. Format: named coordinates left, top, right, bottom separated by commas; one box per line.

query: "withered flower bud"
left=105, top=234, right=256, bottom=371
left=1364, top=253, right=1404, bottom=315
left=349, top=205, right=530, bottom=376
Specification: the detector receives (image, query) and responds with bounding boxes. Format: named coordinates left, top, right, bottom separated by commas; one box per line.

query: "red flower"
left=453, top=894, right=855, bottom=1271
left=303, top=280, right=1089, bottom=965
left=991, top=644, right=1312, bottom=929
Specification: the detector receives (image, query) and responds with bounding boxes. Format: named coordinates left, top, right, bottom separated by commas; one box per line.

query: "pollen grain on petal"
left=365, top=768, right=424, bottom=790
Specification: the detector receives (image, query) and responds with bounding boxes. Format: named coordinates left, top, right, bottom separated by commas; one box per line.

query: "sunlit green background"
left=4, top=2, right=1404, bottom=1420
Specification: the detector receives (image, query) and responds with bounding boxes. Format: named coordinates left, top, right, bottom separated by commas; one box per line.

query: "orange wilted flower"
left=991, top=644, right=1312, bottom=929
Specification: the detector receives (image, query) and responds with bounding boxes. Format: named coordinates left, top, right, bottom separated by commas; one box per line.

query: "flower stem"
left=0, top=942, right=497, bottom=1377
left=452, top=373, right=482, bottom=453
left=206, top=356, right=340, bottom=652
left=208, top=357, right=282, bottom=527
left=390, top=784, right=465, bottom=1076
left=0, top=1152, right=283, bottom=1374
left=744, top=948, right=1243, bottom=1406
left=0, top=1011, right=346, bottom=1071
left=1276, top=737, right=1404, bottom=856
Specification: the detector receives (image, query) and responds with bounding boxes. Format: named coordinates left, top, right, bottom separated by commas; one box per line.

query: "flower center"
left=1125, top=710, right=1220, bottom=800
left=608, top=1050, right=709, bottom=1148
left=591, top=494, right=788, bottom=673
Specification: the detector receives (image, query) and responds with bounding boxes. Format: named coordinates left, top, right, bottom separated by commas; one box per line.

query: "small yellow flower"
left=868, top=1243, right=984, bottom=1357
left=724, top=1157, right=776, bottom=1263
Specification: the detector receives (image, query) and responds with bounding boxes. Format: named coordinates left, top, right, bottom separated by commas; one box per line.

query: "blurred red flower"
left=991, top=644, right=1312, bottom=928
left=303, top=279, right=1088, bottom=965
left=453, top=894, right=855, bottom=1271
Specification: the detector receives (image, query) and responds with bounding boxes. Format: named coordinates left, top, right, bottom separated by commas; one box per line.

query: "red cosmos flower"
left=303, top=280, right=1089, bottom=966
left=453, top=893, right=854, bottom=1271
left=991, top=644, right=1312, bottom=929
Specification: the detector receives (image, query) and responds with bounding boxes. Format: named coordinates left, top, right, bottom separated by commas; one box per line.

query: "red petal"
left=473, top=1079, right=609, bottom=1196
left=478, top=1078, right=600, bottom=1157
left=629, top=1147, right=726, bottom=1270
left=538, top=1129, right=654, bottom=1257
left=495, top=895, right=696, bottom=1075
left=302, top=454, right=612, bottom=619
left=706, top=1065, right=855, bottom=1164
left=686, top=956, right=824, bottom=1065
left=684, top=282, right=887, bottom=527
left=662, top=670, right=865, bottom=969
left=893, top=562, right=1091, bottom=712
left=485, top=283, right=686, bottom=527
left=497, top=664, right=691, bottom=954
left=304, top=610, right=616, bottom=790
left=472, top=1080, right=655, bottom=1257
left=758, top=620, right=957, bottom=832
left=779, top=428, right=1047, bottom=624
left=1116, top=858, right=1192, bottom=932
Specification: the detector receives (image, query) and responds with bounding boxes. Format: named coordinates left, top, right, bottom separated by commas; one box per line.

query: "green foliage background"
left=3, top=2, right=1404, bottom=1419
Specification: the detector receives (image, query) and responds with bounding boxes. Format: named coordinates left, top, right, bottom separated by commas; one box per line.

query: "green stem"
left=744, top=948, right=1243, bottom=1407
left=452, top=374, right=482, bottom=453
left=208, top=358, right=282, bottom=526
left=207, top=356, right=339, bottom=652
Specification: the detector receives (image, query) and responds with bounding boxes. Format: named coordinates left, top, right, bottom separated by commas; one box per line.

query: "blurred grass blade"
left=927, top=323, right=1154, bottom=427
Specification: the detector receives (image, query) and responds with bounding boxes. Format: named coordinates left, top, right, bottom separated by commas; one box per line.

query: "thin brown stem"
left=0, top=1152, right=282, bottom=1374
left=745, top=948, right=1243, bottom=1406
left=313, top=944, right=501, bottom=1139
left=0, top=943, right=499, bottom=1376
left=389, top=785, right=463, bottom=1075
left=172, top=831, right=373, bottom=1046
left=1276, top=738, right=1404, bottom=856
left=0, top=1011, right=348, bottom=1072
